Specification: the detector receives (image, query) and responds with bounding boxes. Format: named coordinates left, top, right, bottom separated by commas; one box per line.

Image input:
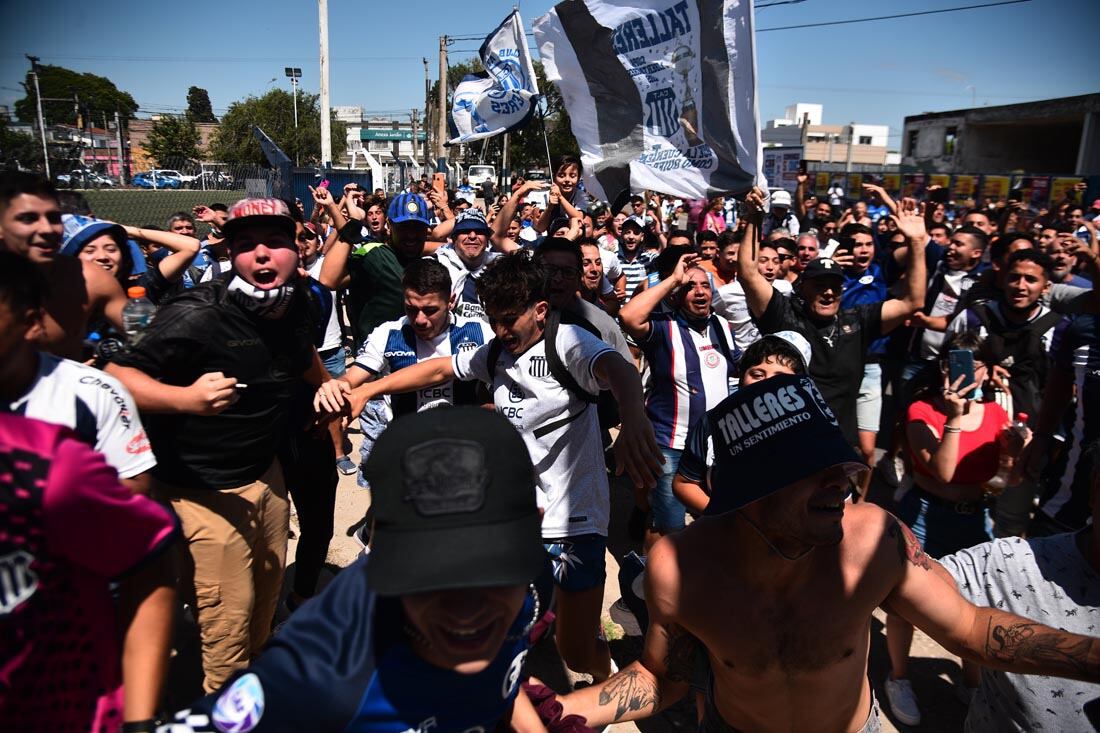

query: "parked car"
left=56, top=169, right=114, bottom=188
left=131, top=171, right=182, bottom=189
left=192, top=170, right=237, bottom=190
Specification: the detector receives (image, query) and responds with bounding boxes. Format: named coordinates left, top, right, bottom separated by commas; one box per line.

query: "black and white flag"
left=533, top=0, right=765, bottom=203
left=448, top=9, right=540, bottom=145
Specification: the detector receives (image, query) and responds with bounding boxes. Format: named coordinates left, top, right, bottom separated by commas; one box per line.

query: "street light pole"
left=318, top=0, right=332, bottom=168
left=284, top=67, right=302, bottom=165
left=26, top=55, right=50, bottom=177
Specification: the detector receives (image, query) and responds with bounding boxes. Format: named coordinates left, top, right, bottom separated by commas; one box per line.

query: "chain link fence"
left=58, top=157, right=276, bottom=231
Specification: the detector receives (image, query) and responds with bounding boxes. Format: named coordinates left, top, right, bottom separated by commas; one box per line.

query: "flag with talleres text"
left=533, top=0, right=765, bottom=205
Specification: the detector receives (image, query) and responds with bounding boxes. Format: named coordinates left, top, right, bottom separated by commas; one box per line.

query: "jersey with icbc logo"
left=158, top=557, right=537, bottom=733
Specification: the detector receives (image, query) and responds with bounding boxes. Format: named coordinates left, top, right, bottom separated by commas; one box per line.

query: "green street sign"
left=360, top=128, right=427, bottom=141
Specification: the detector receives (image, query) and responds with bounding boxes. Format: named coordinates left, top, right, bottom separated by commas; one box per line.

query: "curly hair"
left=475, top=251, right=547, bottom=314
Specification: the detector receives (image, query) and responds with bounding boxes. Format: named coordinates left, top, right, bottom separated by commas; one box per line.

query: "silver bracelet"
left=942, top=425, right=962, bottom=434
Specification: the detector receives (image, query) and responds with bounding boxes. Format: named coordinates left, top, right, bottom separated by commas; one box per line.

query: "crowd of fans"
left=1, top=159, right=1099, bottom=732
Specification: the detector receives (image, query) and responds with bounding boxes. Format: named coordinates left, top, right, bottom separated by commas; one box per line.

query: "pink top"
left=0, top=414, right=177, bottom=732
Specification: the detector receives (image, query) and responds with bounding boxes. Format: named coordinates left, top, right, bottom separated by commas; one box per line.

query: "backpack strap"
left=487, top=337, right=503, bottom=385
left=544, top=310, right=597, bottom=405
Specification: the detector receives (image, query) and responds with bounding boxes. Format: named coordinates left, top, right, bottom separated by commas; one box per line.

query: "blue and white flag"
left=533, top=0, right=765, bottom=204
left=447, top=10, right=540, bottom=145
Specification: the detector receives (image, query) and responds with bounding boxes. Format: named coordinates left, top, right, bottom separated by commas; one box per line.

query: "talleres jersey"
left=453, top=325, right=614, bottom=538
left=432, top=246, right=499, bottom=322
left=158, top=557, right=538, bottom=733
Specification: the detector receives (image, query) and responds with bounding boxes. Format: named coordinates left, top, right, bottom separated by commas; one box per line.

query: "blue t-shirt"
left=161, top=557, right=538, bottom=733
left=841, top=263, right=889, bottom=357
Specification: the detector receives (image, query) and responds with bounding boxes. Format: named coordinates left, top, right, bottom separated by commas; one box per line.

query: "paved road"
left=166, top=432, right=969, bottom=731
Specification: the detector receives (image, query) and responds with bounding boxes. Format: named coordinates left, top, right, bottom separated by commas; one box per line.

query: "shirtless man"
left=557, top=373, right=1100, bottom=733
left=0, top=172, right=125, bottom=359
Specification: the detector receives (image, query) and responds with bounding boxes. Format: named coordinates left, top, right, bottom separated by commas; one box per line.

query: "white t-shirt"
left=919, top=268, right=975, bottom=359
left=356, top=314, right=492, bottom=413
left=307, top=255, right=343, bottom=351
left=598, top=248, right=624, bottom=283
left=453, top=325, right=614, bottom=538
left=432, top=245, right=499, bottom=322
left=9, top=353, right=156, bottom=479
left=712, top=280, right=792, bottom=351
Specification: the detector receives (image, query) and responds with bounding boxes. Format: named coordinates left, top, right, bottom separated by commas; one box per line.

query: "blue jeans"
left=897, top=488, right=992, bottom=559
left=355, top=398, right=389, bottom=489
left=321, top=346, right=347, bottom=378
left=650, top=446, right=687, bottom=532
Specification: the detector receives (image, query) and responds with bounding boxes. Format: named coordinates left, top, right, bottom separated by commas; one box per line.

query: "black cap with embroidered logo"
left=363, top=407, right=544, bottom=596
left=703, top=374, right=867, bottom=516
left=799, top=257, right=845, bottom=282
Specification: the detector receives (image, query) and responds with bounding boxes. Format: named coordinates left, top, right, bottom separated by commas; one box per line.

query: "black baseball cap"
left=799, top=257, right=845, bottom=282
left=364, top=407, right=544, bottom=596
left=770, top=237, right=797, bottom=255
left=704, top=374, right=866, bottom=516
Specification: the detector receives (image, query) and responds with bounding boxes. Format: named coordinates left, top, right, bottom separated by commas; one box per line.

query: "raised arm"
left=884, top=514, right=1100, bottom=682
left=794, top=173, right=809, bottom=218
left=619, top=251, right=698, bottom=342
left=879, top=203, right=927, bottom=333
left=125, top=225, right=200, bottom=283
left=735, top=188, right=774, bottom=319
left=317, top=185, right=360, bottom=290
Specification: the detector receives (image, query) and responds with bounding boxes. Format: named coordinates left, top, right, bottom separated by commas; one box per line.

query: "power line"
left=757, top=0, right=1030, bottom=32
left=1, top=54, right=421, bottom=63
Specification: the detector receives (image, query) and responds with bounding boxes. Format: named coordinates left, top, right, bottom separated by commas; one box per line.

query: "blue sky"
left=2, top=0, right=1097, bottom=150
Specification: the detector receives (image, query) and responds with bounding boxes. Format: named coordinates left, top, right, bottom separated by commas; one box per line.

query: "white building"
left=762, top=102, right=892, bottom=166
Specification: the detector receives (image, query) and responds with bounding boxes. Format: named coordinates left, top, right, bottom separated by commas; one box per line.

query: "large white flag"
left=533, top=0, right=765, bottom=204
left=448, top=10, right=540, bottom=145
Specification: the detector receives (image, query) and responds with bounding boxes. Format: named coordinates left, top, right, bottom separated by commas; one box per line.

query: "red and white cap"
left=222, top=198, right=296, bottom=240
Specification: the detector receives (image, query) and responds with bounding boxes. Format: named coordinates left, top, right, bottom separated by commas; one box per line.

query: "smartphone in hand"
left=948, top=349, right=977, bottom=400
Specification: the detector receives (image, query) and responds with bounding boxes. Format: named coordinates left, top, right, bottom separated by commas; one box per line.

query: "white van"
left=467, top=165, right=495, bottom=188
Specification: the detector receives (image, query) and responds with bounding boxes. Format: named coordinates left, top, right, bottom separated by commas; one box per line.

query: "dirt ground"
left=165, top=433, right=969, bottom=732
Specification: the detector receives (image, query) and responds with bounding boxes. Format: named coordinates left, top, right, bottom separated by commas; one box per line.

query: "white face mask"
left=226, top=275, right=297, bottom=320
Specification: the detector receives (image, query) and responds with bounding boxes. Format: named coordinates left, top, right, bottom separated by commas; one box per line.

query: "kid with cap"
left=158, top=408, right=549, bottom=733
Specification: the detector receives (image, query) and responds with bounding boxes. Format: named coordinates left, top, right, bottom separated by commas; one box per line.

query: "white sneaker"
left=884, top=676, right=921, bottom=726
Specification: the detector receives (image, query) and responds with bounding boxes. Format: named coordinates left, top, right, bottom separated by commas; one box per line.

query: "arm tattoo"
left=984, top=617, right=1094, bottom=676
left=663, top=623, right=703, bottom=684
left=598, top=670, right=660, bottom=721
left=888, top=513, right=933, bottom=571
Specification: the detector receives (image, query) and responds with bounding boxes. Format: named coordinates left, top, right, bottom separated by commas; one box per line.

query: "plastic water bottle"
left=986, top=412, right=1029, bottom=493
left=122, top=286, right=156, bottom=343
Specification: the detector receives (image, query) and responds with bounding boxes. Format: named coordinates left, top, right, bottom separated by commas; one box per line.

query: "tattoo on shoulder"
left=888, top=514, right=933, bottom=571
left=984, top=617, right=1093, bottom=676
left=663, top=623, right=703, bottom=684
left=598, top=670, right=659, bottom=721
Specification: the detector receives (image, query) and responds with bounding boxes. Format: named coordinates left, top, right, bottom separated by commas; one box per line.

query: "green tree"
left=186, top=86, right=217, bottom=123
left=209, top=89, right=346, bottom=166
left=147, top=115, right=201, bottom=165
left=0, top=117, right=44, bottom=170
left=15, top=65, right=138, bottom=126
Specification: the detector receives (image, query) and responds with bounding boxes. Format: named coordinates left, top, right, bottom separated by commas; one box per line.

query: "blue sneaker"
left=335, top=455, right=358, bottom=476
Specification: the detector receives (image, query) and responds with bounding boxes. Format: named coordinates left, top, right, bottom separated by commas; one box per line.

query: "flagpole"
left=538, top=99, right=553, bottom=173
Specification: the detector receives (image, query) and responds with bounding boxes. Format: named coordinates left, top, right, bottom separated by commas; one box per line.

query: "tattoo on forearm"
left=663, top=623, right=703, bottom=684
left=984, top=618, right=1094, bottom=676
left=598, top=670, right=660, bottom=720
left=888, top=514, right=933, bottom=571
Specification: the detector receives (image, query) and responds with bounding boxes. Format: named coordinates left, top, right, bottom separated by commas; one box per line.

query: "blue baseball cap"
left=452, top=208, right=491, bottom=235
left=387, top=192, right=431, bottom=226
left=61, top=214, right=147, bottom=275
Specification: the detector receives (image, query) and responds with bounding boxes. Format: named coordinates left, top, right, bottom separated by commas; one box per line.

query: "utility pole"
left=422, top=56, right=430, bottom=169
left=114, top=110, right=127, bottom=184
left=73, top=93, right=84, bottom=166
left=318, top=0, right=332, bottom=167
left=285, top=67, right=302, bottom=165
left=436, top=35, right=448, bottom=172
left=844, top=120, right=855, bottom=173
left=410, top=109, right=419, bottom=174
left=26, top=55, right=49, bottom=177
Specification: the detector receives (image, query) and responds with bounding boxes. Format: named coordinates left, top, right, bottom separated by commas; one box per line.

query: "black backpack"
left=486, top=309, right=621, bottom=437
left=970, top=302, right=1062, bottom=420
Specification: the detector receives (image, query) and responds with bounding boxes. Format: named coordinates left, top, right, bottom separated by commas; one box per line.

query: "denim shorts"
left=650, top=446, right=687, bottom=532
left=542, top=533, right=607, bottom=592
left=896, top=488, right=992, bottom=559
left=856, top=362, right=882, bottom=434
left=321, top=346, right=348, bottom=378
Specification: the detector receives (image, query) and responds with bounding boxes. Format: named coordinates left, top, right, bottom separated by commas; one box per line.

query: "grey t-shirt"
left=941, top=533, right=1100, bottom=732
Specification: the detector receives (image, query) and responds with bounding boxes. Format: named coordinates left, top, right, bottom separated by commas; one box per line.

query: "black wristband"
left=122, top=720, right=157, bottom=733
